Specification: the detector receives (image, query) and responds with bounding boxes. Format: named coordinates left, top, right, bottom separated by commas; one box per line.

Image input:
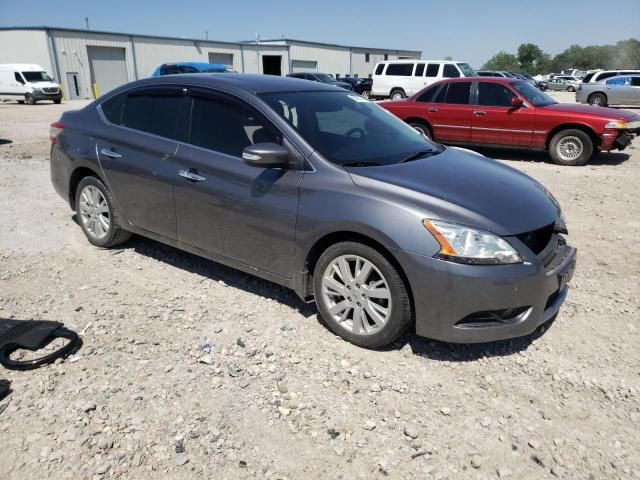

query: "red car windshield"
left=512, top=81, right=557, bottom=107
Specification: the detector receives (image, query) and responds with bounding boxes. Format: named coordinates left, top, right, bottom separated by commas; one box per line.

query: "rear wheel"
left=75, top=176, right=131, bottom=248
left=390, top=89, right=406, bottom=100
left=361, top=90, right=371, bottom=99
left=567, top=85, right=575, bottom=92
left=549, top=129, right=593, bottom=166
left=408, top=120, right=432, bottom=139
left=313, top=242, right=413, bottom=348
left=587, top=92, right=607, bottom=106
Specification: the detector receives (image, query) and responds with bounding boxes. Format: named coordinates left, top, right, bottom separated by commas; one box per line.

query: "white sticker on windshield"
left=348, top=94, right=370, bottom=103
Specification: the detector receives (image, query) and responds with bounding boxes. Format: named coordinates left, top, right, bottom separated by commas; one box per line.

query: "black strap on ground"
left=0, top=319, right=81, bottom=370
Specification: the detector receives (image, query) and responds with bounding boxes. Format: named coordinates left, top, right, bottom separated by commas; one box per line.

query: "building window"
left=365, top=53, right=370, bottom=62
left=384, top=54, right=388, bottom=61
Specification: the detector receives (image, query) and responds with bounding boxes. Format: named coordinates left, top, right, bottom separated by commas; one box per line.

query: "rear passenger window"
left=190, top=96, right=277, bottom=157
left=121, top=91, right=185, bottom=140
left=477, top=82, right=516, bottom=107
left=416, top=85, right=441, bottom=103
left=631, top=77, right=640, bottom=87
left=445, top=82, right=471, bottom=104
left=425, top=64, right=439, bottom=77
left=375, top=64, right=385, bottom=75
left=443, top=64, right=461, bottom=78
left=385, top=63, right=414, bottom=76
left=414, top=63, right=425, bottom=76
left=101, top=93, right=126, bottom=124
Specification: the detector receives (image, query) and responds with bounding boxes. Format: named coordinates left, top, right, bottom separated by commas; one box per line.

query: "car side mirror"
left=510, top=97, right=524, bottom=108
left=242, top=142, right=290, bottom=168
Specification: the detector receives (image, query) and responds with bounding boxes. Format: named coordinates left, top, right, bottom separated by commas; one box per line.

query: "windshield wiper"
left=399, top=150, right=436, bottom=163
left=342, top=161, right=382, bottom=167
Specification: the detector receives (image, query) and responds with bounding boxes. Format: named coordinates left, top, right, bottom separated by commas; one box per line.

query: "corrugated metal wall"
left=0, top=30, right=52, bottom=75
left=288, top=44, right=351, bottom=78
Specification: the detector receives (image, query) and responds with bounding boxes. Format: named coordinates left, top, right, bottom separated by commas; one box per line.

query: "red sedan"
left=379, top=77, right=640, bottom=165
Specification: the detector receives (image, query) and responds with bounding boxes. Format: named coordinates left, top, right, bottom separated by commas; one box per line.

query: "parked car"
left=152, top=62, right=237, bottom=76
left=337, top=76, right=372, bottom=97
left=576, top=75, right=640, bottom=106
left=372, top=60, right=476, bottom=100
left=286, top=72, right=353, bottom=91
left=0, top=64, right=61, bottom=104
left=379, top=77, right=640, bottom=166
left=49, top=74, right=576, bottom=348
left=582, top=69, right=640, bottom=83
left=547, top=76, right=581, bottom=92
left=477, top=70, right=510, bottom=78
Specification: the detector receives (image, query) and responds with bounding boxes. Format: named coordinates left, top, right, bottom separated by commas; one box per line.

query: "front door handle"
left=178, top=169, right=206, bottom=182
left=473, top=110, right=486, bottom=116
left=100, top=148, right=122, bottom=159
left=427, top=107, right=438, bottom=113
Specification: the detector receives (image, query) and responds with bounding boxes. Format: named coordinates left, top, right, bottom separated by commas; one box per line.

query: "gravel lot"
left=0, top=92, right=639, bottom=479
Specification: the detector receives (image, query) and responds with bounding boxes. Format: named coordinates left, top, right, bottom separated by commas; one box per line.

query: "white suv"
left=372, top=60, right=476, bottom=99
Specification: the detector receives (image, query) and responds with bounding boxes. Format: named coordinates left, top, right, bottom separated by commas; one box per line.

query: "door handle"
left=427, top=107, right=438, bottom=113
left=178, top=169, right=206, bottom=182
left=473, top=110, right=486, bottom=116
left=100, top=148, right=122, bottom=159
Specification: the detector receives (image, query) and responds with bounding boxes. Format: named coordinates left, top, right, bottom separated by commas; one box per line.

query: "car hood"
left=540, top=103, right=638, bottom=121
left=346, top=147, right=560, bottom=236
left=331, top=81, right=352, bottom=88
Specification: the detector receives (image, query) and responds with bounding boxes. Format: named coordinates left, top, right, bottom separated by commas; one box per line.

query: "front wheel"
left=549, top=129, right=593, bottom=166
left=75, top=176, right=132, bottom=247
left=25, top=94, right=35, bottom=105
left=313, top=242, right=413, bottom=348
left=361, top=90, right=371, bottom=99
left=54, top=99, right=62, bottom=104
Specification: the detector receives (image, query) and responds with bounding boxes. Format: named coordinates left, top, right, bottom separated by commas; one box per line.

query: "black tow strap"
left=0, top=319, right=81, bottom=370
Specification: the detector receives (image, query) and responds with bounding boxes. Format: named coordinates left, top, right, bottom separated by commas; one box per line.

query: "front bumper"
left=31, top=90, right=62, bottom=101
left=601, top=129, right=637, bottom=151
left=394, top=237, right=577, bottom=343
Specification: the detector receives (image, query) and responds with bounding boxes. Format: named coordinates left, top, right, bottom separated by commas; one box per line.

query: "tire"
left=75, top=176, right=132, bottom=248
left=408, top=120, right=432, bottom=139
left=361, top=90, right=371, bottom=99
left=587, top=92, right=607, bottom=107
left=25, top=94, right=35, bottom=105
left=390, top=89, right=406, bottom=100
left=54, top=99, right=62, bottom=104
left=17, top=100, right=24, bottom=104
left=567, top=86, right=575, bottom=92
left=548, top=129, right=593, bottom=166
left=313, top=241, right=413, bottom=348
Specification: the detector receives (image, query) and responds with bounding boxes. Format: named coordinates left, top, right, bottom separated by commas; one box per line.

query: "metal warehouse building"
left=0, top=26, right=421, bottom=100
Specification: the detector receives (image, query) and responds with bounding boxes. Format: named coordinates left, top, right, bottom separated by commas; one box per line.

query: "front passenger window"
left=477, top=83, right=517, bottom=107
left=190, top=96, right=277, bottom=157
left=443, top=64, right=461, bottom=78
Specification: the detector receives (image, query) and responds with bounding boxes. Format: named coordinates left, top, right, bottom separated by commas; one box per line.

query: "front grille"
left=43, top=87, right=59, bottom=94
left=455, top=306, right=530, bottom=328
left=517, top=223, right=554, bottom=255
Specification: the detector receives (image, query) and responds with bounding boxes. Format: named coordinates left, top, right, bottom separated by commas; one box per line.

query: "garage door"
left=209, top=52, right=234, bottom=66
left=87, top=46, right=128, bottom=97
left=291, top=60, right=318, bottom=73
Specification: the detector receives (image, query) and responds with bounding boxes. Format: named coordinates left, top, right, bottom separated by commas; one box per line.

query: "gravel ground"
left=0, top=93, right=639, bottom=479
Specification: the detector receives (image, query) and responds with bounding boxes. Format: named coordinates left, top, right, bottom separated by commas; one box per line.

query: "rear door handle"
left=100, top=148, right=122, bottom=159
left=178, top=169, right=206, bottom=182
left=473, top=110, right=486, bottom=116
left=427, top=107, right=438, bottom=113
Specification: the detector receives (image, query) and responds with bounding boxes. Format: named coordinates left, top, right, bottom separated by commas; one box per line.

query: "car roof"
left=439, top=77, right=520, bottom=85
left=162, top=62, right=229, bottom=69
left=126, top=73, right=340, bottom=94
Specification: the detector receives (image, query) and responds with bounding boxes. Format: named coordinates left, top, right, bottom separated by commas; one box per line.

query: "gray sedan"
left=576, top=75, right=640, bottom=106
left=49, top=74, right=576, bottom=348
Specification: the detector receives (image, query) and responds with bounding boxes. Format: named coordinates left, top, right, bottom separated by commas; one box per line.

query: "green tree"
left=517, top=43, right=550, bottom=74
left=482, top=51, right=520, bottom=71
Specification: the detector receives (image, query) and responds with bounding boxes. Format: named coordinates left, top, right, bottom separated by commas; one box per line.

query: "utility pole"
left=255, top=33, right=260, bottom=73
left=85, top=17, right=90, bottom=30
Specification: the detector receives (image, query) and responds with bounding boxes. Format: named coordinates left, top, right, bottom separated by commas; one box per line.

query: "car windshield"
left=21, top=71, right=53, bottom=82
left=512, top=81, right=557, bottom=107
left=457, top=63, right=477, bottom=76
left=259, top=91, right=443, bottom=167
left=315, top=74, right=334, bottom=83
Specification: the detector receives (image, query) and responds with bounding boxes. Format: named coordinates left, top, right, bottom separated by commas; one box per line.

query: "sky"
left=1, top=0, right=639, bottom=68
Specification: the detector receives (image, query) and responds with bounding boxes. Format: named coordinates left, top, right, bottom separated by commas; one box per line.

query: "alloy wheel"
left=320, top=255, right=392, bottom=336
left=78, top=185, right=110, bottom=240
left=556, top=136, right=584, bottom=162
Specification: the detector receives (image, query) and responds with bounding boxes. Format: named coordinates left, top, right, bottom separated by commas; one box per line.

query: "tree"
left=517, top=43, right=550, bottom=75
left=482, top=51, right=520, bottom=72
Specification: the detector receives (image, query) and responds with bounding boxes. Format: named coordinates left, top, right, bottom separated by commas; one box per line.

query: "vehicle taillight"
left=50, top=122, right=64, bottom=144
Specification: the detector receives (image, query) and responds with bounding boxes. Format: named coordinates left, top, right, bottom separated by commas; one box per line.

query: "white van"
left=372, top=60, right=476, bottom=100
left=0, top=64, right=62, bottom=104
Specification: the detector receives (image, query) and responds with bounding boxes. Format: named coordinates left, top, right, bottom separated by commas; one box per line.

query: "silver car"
left=547, top=76, right=581, bottom=92
left=576, top=75, right=640, bottom=106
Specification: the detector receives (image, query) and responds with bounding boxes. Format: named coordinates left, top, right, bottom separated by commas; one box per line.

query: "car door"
left=172, top=89, right=303, bottom=278
left=630, top=77, right=640, bottom=105
left=96, top=86, right=188, bottom=239
left=471, top=81, right=534, bottom=146
left=407, top=63, right=425, bottom=96
left=423, top=81, right=473, bottom=143
left=605, top=77, right=627, bottom=104
left=423, top=63, right=441, bottom=87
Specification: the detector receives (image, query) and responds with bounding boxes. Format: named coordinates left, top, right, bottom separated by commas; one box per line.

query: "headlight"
left=423, top=220, right=522, bottom=265
left=605, top=120, right=640, bottom=129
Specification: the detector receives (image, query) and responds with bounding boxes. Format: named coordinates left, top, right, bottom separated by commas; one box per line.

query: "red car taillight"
left=50, top=122, right=64, bottom=144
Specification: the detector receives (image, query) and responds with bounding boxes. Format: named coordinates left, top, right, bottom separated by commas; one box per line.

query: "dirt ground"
left=0, top=92, right=639, bottom=480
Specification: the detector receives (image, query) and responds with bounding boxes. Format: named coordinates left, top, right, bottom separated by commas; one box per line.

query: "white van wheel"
left=390, top=89, right=406, bottom=100
left=25, top=94, right=35, bottom=105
